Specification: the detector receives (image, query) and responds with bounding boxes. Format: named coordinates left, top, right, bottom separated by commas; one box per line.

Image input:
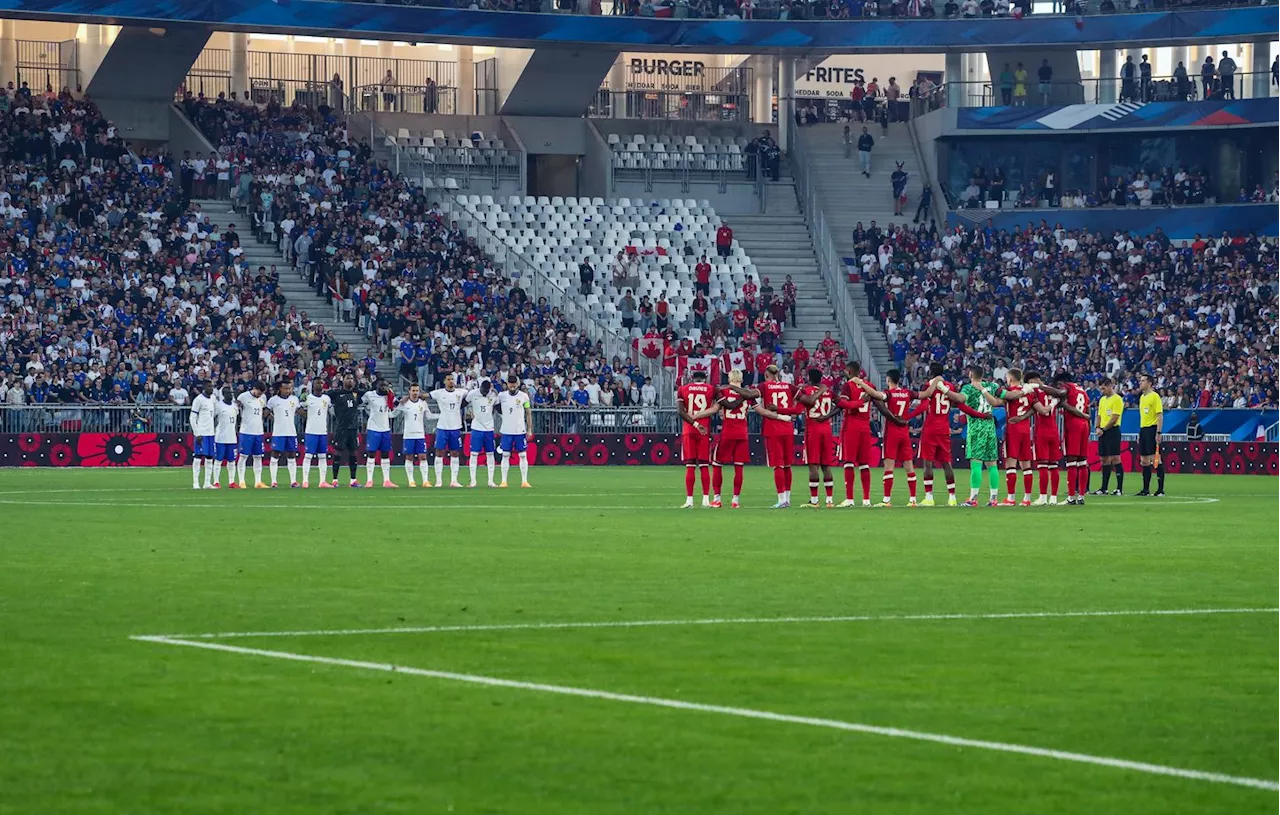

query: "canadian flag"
left=636, top=336, right=662, bottom=359
left=724, top=350, right=747, bottom=373
left=678, top=355, right=720, bottom=384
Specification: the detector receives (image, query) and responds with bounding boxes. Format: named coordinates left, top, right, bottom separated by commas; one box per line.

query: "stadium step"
left=729, top=211, right=840, bottom=352
left=796, top=124, right=925, bottom=375
left=192, top=199, right=373, bottom=361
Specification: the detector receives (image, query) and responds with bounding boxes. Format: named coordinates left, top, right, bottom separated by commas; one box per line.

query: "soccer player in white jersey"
left=497, top=375, right=534, bottom=488
left=362, top=378, right=397, bottom=488
left=188, top=381, right=217, bottom=489
left=430, top=374, right=467, bottom=488
left=213, top=386, right=239, bottom=488
left=393, top=384, right=433, bottom=487
left=266, top=381, right=301, bottom=488
left=465, top=380, right=499, bottom=488
left=300, top=380, right=332, bottom=488
left=236, top=382, right=268, bottom=488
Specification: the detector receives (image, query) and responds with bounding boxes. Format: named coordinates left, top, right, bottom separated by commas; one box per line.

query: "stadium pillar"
left=0, top=20, right=14, bottom=87
left=777, top=56, right=795, bottom=153
left=1251, top=40, right=1271, bottom=99
left=1098, top=50, right=1117, bottom=103
left=945, top=51, right=963, bottom=107
left=230, top=33, right=248, bottom=101
left=753, top=63, right=771, bottom=124
left=457, top=45, right=474, bottom=115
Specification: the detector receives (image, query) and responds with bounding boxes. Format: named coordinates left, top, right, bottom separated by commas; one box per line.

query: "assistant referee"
left=1094, top=378, right=1124, bottom=495
left=1137, top=375, right=1165, bottom=496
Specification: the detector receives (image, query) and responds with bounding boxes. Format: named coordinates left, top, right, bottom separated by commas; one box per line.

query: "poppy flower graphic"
left=163, top=440, right=191, bottom=467
left=17, top=433, right=43, bottom=453
left=77, top=433, right=161, bottom=467
left=49, top=443, right=74, bottom=467
left=588, top=444, right=610, bottom=466
left=650, top=442, right=671, bottom=465
left=624, top=433, right=647, bottom=452
left=539, top=443, right=562, bottom=466
left=560, top=434, right=582, bottom=453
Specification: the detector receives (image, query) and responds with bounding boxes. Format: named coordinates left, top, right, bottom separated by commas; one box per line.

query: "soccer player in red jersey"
left=916, top=362, right=968, bottom=506
left=676, top=370, right=716, bottom=508
left=731, top=364, right=800, bottom=508
left=834, top=361, right=879, bottom=507
left=1025, top=371, right=1063, bottom=505
left=999, top=368, right=1038, bottom=506
left=706, top=369, right=758, bottom=509
left=873, top=368, right=921, bottom=507
left=796, top=368, right=837, bottom=509
left=1053, top=372, right=1093, bottom=505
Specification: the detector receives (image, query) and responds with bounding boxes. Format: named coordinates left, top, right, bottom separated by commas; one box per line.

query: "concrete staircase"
left=193, top=199, right=372, bottom=357
left=796, top=122, right=928, bottom=374
left=729, top=193, right=839, bottom=352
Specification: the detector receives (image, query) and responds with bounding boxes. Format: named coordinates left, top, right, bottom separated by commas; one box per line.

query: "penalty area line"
left=149, top=606, right=1280, bottom=640
left=129, top=634, right=1279, bottom=793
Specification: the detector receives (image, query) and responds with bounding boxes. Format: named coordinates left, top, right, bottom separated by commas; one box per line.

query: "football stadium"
left=0, top=3, right=1276, bottom=812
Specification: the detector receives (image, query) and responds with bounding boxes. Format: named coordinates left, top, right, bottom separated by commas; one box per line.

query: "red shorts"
left=882, top=431, right=913, bottom=464
left=1005, top=425, right=1034, bottom=461
left=918, top=429, right=951, bottom=465
left=1034, top=434, right=1062, bottom=463
left=714, top=436, right=750, bottom=466
left=681, top=431, right=711, bottom=463
left=764, top=434, right=795, bottom=469
left=839, top=425, right=873, bottom=466
left=803, top=429, right=837, bottom=467
left=1063, top=422, right=1090, bottom=458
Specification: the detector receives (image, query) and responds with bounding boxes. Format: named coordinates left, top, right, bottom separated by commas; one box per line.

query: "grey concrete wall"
left=500, top=48, right=618, bottom=117
left=505, top=116, right=590, bottom=155
left=87, top=25, right=211, bottom=143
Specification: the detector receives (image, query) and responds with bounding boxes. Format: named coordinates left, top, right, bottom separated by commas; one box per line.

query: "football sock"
left=774, top=468, right=786, bottom=496
left=1100, top=466, right=1112, bottom=491
left=859, top=465, right=871, bottom=501
left=1066, top=462, right=1077, bottom=496
left=846, top=466, right=856, bottom=500
left=1114, top=464, right=1124, bottom=491
left=712, top=466, right=723, bottom=498
left=1049, top=464, right=1059, bottom=496
left=237, top=456, right=247, bottom=483
left=487, top=456, right=495, bottom=484
left=1142, top=465, right=1152, bottom=491
left=732, top=465, right=744, bottom=498
left=699, top=465, right=711, bottom=497
left=518, top=453, right=528, bottom=483
left=686, top=466, right=697, bottom=498
left=450, top=457, right=460, bottom=484
left=809, top=479, right=819, bottom=502
left=365, top=456, right=376, bottom=483
left=270, top=458, right=279, bottom=484
left=907, top=472, right=917, bottom=499
left=332, top=456, right=341, bottom=479
left=192, top=458, right=202, bottom=487
left=252, top=456, right=263, bottom=485
left=469, top=453, right=479, bottom=484
left=969, top=463, right=982, bottom=499
left=286, top=457, right=297, bottom=484
left=824, top=478, right=834, bottom=500
left=1022, top=469, right=1033, bottom=498
left=1157, top=462, right=1165, bottom=491
left=317, top=455, right=327, bottom=482
left=987, top=463, right=999, bottom=498
left=945, top=476, right=956, bottom=498
left=923, top=478, right=933, bottom=498
left=1006, top=468, right=1017, bottom=497
left=501, top=455, right=510, bottom=483
left=405, top=459, right=416, bottom=483
left=883, top=470, right=894, bottom=500
left=420, top=460, right=431, bottom=484
left=435, top=456, right=445, bottom=485
left=1038, top=465, right=1049, bottom=495
left=381, top=458, right=391, bottom=482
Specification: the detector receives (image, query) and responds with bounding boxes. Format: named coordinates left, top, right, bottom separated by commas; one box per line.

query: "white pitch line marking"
left=129, top=635, right=1279, bottom=793
left=149, top=607, right=1279, bottom=640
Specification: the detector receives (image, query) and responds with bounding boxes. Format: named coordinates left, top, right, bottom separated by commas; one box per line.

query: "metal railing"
left=786, top=116, right=884, bottom=385
left=357, top=107, right=517, bottom=192
left=610, top=149, right=752, bottom=193
left=938, top=71, right=1277, bottom=108
left=587, top=90, right=751, bottom=122
left=352, top=83, right=458, bottom=116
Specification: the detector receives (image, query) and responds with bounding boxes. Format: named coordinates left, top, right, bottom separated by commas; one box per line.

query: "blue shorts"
left=304, top=433, right=328, bottom=455
left=470, top=430, right=496, bottom=454
left=366, top=429, right=392, bottom=454
left=238, top=434, right=264, bottom=457
left=403, top=437, right=427, bottom=456
left=435, top=428, right=463, bottom=451
left=194, top=435, right=216, bottom=458
left=216, top=442, right=238, bottom=462
left=500, top=434, right=528, bottom=454
left=273, top=435, right=298, bottom=454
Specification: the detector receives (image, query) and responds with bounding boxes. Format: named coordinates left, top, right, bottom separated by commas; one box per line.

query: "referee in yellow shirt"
left=1094, top=378, right=1125, bottom=495
left=1137, top=374, right=1165, bottom=496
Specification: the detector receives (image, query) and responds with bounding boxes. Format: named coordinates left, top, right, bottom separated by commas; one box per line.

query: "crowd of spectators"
left=953, top=164, right=1267, bottom=210
left=853, top=219, right=1277, bottom=408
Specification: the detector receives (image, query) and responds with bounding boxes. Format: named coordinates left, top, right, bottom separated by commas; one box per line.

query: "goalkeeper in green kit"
left=959, top=365, right=1006, bottom=507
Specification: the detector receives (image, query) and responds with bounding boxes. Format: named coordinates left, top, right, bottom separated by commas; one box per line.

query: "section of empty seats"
left=453, top=195, right=755, bottom=336
left=388, top=128, right=519, bottom=170
left=608, top=134, right=748, bottom=175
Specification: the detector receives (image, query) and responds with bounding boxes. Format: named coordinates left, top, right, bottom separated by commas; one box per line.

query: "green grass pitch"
left=0, top=466, right=1275, bottom=814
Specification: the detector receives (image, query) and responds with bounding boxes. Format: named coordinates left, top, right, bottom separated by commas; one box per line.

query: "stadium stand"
left=854, top=220, right=1278, bottom=408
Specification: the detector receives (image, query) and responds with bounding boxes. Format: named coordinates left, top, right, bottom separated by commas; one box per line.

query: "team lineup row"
left=184, top=374, right=536, bottom=490
left=674, top=361, right=1167, bottom=509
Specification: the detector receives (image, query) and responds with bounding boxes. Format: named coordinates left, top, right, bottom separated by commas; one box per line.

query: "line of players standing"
left=675, top=361, right=1096, bottom=509
left=185, top=374, right=534, bottom=491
